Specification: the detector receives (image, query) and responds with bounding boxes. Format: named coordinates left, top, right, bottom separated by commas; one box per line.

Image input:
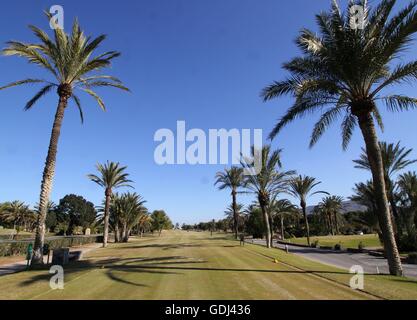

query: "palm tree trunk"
left=31, top=96, right=67, bottom=265
left=328, top=212, right=334, bottom=235
left=232, top=189, right=238, bottom=240
left=334, top=211, right=340, bottom=234
left=280, top=215, right=285, bottom=241
left=326, top=214, right=332, bottom=235
left=267, top=210, right=274, bottom=247
left=357, top=112, right=403, bottom=276
left=260, top=205, right=271, bottom=248
left=114, top=223, right=120, bottom=243
left=103, top=188, right=111, bottom=247
left=301, top=202, right=311, bottom=246
left=122, top=223, right=128, bottom=242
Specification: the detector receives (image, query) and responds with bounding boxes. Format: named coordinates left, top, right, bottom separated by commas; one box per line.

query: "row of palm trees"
left=315, top=196, right=344, bottom=236
left=258, top=0, right=417, bottom=276
left=218, top=0, right=417, bottom=276
left=102, top=192, right=150, bottom=243
left=0, top=160, right=148, bottom=245
left=216, top=145, right=328, bottom=248
left=217, top=139, right=417, bottom=249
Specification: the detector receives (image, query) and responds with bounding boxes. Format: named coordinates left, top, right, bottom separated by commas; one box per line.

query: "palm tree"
left=137, top=212, right=153, bottom=237
left=270, top=199, right=298, bottom=241
left=88, top=161, right=133, bottom=247
left=354, top=141, right=417, bottom=229
left=110, top=192, right=147, bottom=242
left=242, top=146, right=294, bottom=247
left=397, top=172, right=417, bottom=230
left=261, top=0, right=416, bottom=275
left=0, top=201, right=34, bottom=239
left=288, top=175, right=328, bottom=246
left=121, top=193, right=147, bottom=242
left=318, top=196, right=344, bottom=235
left=0, top=17, right=129, bottom=264
left=398, top=172, right=417, bottom=208
left=224, top=203, right=244, bottom=233
left=215, top=167, right=245, bottom=239
left=351, top=181, right=381, bottom=234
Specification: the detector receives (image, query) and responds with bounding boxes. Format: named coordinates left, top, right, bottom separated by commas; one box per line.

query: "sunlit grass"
left=288, top=234, right=381, bottom=249
left=0, top=231, right=414, bottom=300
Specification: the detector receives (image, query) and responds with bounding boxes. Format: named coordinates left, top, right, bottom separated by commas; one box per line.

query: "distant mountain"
left=306, top=200, right=367, bottom=215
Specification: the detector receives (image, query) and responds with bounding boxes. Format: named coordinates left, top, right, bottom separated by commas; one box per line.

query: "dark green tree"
left=55, top=194, right=97, bottom=234
left=150, top=210, right=172, bottom=236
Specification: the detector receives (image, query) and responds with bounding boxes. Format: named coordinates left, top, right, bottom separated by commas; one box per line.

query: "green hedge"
left=0, top=235, right=102, bottom=257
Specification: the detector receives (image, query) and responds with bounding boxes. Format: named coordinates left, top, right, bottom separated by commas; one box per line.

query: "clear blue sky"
left=0, top=0, right=416, bottom=224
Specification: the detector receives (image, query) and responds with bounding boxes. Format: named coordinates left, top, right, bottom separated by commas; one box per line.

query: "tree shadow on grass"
left=120, top=243, right=207, bottom=250
left=390, top=278, right=417, bottom=285
left=18, top=256, right=207, bottom=288
left=125, top=264, right=356, bottom=276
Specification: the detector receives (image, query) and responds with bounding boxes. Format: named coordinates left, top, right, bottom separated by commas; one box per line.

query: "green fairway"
left=288, top=234, right=382, bottom=249
left=0, top=231, right=415, bottom=300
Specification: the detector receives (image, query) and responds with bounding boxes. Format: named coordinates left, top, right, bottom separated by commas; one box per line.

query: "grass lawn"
left=0, top=228, right=32, bottom=236
left=0, top=231, right=415, bottom=300
left=287, top=234, right=382, bottom=249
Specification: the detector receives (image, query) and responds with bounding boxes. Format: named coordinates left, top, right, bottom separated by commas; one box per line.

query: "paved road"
left=251, top=239, right=417, bottom=279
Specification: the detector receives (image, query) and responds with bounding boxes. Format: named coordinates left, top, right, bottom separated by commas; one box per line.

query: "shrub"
left=334, top=242, right=342, bottom=251
left=398, top=230, right=417, bottom=252
left=311, top=239, right=319, bottom=248
left=358, top=241, right=364, bottom=251
left=408, top=252, right=417, bottom=264
left=0, top=235, right=101, bottom=257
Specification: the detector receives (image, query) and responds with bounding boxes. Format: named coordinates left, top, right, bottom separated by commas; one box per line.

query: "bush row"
left=0, top=235, right=102, bottom=257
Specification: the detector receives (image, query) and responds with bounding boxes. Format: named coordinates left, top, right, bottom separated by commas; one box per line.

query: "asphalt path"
left=251, top=239, right=417, bottom=279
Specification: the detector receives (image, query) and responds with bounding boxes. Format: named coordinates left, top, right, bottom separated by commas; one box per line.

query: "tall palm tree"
left=88, top=161, right=133, bottom=247
left=288, top=175, right=328, bottom=246
left=270, top=199, right=298, bottom=241
left=0, top=17, right=129, bottom=264
left=215, top=167, right=245, bottom=239
left=354, top=141, right=417, bottom=228
left=261, top=0, right=417, bottom=275
left=242, top=145, right=294, bottom=247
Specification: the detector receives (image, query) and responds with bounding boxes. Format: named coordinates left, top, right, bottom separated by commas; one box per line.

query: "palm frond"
left=341, top=112, right=357, bottom=150
left=81, top=88, right=106, bottom=111
left=310, top=106, right=343, bottom=148
left=71, top=94, right=84, bottom=123
left=24, top=84, right=56, bottom=110
left=383, top=95, right=417, bottom=112
left=0, top=79, right=47, bottom=90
